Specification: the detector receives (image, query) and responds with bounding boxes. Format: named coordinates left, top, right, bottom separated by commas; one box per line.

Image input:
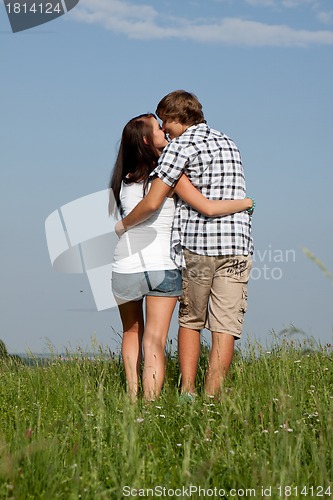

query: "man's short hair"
left=156, top=90, right=205, bottom=126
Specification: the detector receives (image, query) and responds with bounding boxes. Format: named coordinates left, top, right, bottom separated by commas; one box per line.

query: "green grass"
left=0, top=339, right=332, bottom=499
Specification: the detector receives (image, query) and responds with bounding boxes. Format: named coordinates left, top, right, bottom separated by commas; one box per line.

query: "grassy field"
left=0, top=339, right=332, bottom=499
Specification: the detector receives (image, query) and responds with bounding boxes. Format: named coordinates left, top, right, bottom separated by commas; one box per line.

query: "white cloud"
left=317, top=10, right=333, bottom=25
left=222, top=0, right=318, bottom=7
left=72, top=0, right=333, bottom=47
left=245, top=0, right=275, bottom=6
left=281, top=0, right=317, bottom=7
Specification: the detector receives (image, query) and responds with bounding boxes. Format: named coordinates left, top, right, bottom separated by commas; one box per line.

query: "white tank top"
left=112, top=181, right=177, bottom=273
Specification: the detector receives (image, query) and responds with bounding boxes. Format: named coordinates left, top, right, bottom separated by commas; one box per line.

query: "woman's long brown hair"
left=109, top=114, right=160, bottom=216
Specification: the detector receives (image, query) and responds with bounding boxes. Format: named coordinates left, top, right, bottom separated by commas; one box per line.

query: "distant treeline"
left=0, top=340, right=119, bottom=366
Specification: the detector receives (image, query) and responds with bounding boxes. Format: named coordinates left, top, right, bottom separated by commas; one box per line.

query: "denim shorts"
left=112, top=269, right=182, bottom=303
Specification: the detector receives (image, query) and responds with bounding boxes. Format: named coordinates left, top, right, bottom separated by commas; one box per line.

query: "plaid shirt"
left=152, top=123, right=253, bottom=267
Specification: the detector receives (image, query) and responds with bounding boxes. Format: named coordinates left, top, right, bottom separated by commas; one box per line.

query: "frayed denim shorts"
left=112, top=269, right=182, bottom=303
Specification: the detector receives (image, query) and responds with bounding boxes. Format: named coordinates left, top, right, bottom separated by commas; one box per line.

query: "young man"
left=115, top=90, right=254, bottom=397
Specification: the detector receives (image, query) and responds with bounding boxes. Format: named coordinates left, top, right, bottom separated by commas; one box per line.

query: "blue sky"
left=1, top=0, right=332, bottom=354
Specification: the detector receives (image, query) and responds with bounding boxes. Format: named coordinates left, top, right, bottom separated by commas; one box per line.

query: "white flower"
left=280, top=423, right=293, bottom=432
left=135, top=418, right=144, bottom=423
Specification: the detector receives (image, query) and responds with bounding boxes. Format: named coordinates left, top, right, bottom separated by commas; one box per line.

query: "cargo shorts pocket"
left=237, top=286, right=248, bottom=325
left=179, top=273, right=189, bottom=319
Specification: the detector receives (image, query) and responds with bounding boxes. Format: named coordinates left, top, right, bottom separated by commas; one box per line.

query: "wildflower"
left=176, top=443, right=182, bottom=447
left=262, top=429, right=269, bottom=433
left=294, top=360, right=301, bottom=363
left=280, top=423, right=293, bottom=432
left=205, top=429, right=212, bottom=441
left=155, top=405, right=162, bottom=409
left=135, top=418, right=144, bottom=423
left=159, top=414, right=166, bottom=418
left=25, top=428, right=33, bottom=439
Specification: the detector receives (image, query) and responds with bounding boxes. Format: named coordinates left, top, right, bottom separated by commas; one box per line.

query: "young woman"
left=109, top=113, right=254, bottom=401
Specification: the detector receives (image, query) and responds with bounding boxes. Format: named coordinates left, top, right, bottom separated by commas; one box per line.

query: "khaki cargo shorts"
left=179, top=250, right=252, bottom=339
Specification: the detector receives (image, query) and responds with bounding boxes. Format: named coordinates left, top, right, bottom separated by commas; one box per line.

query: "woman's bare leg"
left=118, top=299, right=144, bottom=401
left=142, top=296, right=177, bottom=401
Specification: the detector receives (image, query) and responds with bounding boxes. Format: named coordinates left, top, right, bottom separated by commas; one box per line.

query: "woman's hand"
left=115, top=220, right=126, bottom=238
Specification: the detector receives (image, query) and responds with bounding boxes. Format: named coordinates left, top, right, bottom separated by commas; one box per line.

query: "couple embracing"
left=109, top=90, right=254, bottom=402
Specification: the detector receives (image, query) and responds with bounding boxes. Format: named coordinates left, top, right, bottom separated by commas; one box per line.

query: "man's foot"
left=179, top=392, right=197, bottom=403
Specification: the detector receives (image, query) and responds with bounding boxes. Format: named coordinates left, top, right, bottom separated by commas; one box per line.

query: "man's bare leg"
left=178, top=326, right=201, bottom=394
left=205, top=332, right=235, bottom=397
